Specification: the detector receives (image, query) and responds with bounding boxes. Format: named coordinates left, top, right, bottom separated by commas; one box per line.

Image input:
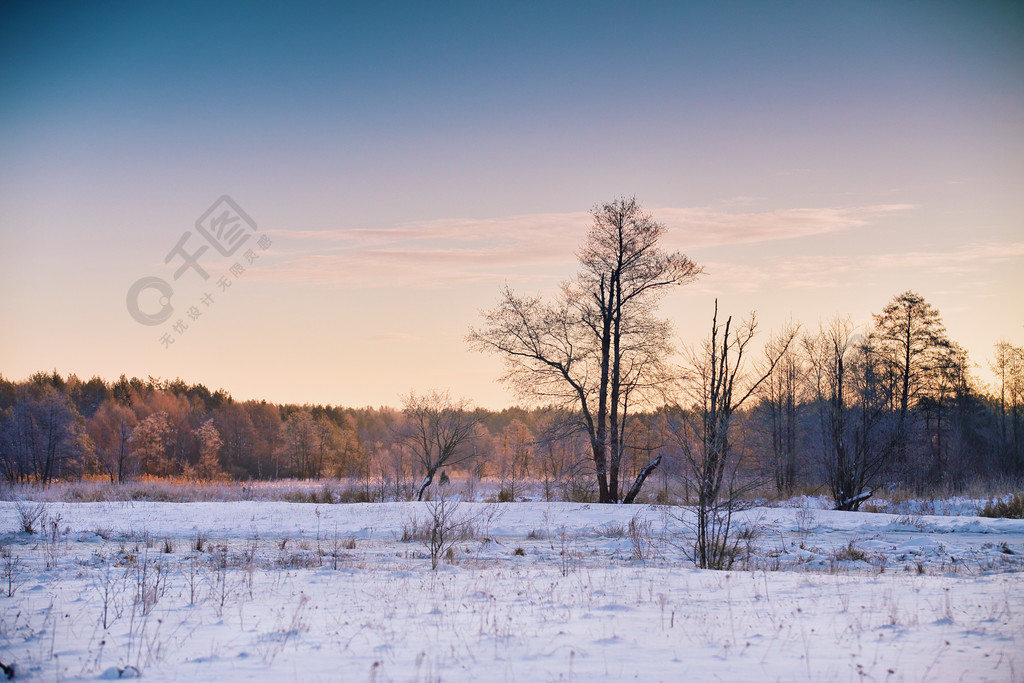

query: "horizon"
left=2, top=2, right=1022, bottom=410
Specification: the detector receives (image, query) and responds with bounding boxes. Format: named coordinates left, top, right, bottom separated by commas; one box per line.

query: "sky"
left=1, top=1, right=1022, bottom=409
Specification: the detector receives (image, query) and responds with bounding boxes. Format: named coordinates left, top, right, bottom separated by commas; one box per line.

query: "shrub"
left=423, top=493, right=473, bottom=570
left=600, top=523, right=626, bottom=538
left=400, top=518, right=428, bottom=543
left=15, top=500, right=46, bottom=534
left=628, top=514, right=654, bottom=562
left=654, top=487, right=675, bottom=506
left=832, top=541, right=869, bottom=563
left=565, top=481, right=595, bottom=503
left=979, top=493, right=1024, bottom=519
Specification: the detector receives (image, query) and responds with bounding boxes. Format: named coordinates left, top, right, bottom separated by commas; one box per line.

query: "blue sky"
left=1, top=1, right=1022, bottom=407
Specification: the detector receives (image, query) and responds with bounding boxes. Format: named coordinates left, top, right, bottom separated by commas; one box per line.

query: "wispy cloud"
left=867, top=242, right=1024, bottom=274
left=658, top=204, right=914, bottom=249
left=694, top=241, right=1024, bottom=294
left=256, top=212, right=587, bottom=288
left=367, top=332, right=423, bottom=343
left=251, top=204, right=916, bottom=288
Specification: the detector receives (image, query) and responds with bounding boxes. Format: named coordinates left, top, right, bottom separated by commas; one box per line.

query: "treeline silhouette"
left=0, top=371, right=604, bottom=500
left=0, top=296, right=1019, bottom=505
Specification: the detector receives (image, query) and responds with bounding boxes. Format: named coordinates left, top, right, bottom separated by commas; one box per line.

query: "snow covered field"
left=1, top=500, right=1022, bottom=681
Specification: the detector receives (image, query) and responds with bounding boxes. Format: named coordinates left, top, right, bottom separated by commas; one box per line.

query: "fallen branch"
left=836, top=490, right=872, bottom=511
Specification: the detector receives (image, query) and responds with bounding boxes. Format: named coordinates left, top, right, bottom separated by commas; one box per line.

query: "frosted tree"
left=130, top=411, right=173, bottom=477
left=193, top=418, right=224, bottom=480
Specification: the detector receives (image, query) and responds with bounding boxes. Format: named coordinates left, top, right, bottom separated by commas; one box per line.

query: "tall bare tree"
left=279, top=410, right=318, bottom=479
left=2, top=385, right=90, bottom=484
left=497, top=419, right=533, bottom=500
left=758, top=322, right=804, bottom=495
left=804, top=319, right=894, bottom=510
left=991, top=341, right=1024, bottom=472
left=247, top=400, right=283, bottom=479
left=401, top=391, right=477, bottom=501
left=88, top=400, right=137, bottom=483
left=469, top=197, right=701, bottom=503
left=674, top=302, right=794, bottom=568
left=212, top=402, right=256, bottom=478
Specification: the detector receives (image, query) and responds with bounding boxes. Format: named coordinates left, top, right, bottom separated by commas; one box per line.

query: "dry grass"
left=979, top=493, right=1024, bottom=519
left=3, top=475, right=1021, bottom=514
left=831, top=541, right=870, bottom=563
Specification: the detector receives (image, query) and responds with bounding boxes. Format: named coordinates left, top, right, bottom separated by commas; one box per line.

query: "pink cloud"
left=252, top=204, right=918, bottom=288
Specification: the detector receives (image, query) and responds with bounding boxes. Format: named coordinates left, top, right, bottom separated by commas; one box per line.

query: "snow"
left=1, top=500, right=1022, bottom=681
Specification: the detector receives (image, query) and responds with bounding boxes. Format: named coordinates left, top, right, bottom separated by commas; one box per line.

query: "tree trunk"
left=622, top=455, right=661, bottom=504
left=416, top=469, right=435, bottom=501
left=591, top=437, right=610, bottom=503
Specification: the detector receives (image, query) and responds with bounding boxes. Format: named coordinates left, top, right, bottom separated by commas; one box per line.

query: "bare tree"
left=3, top=385, right=91, bottom=484
left=212, top=402, right=256, bottom=478
left=247, top=400, right=282, bottom=479
left=674, top=301, right=794, bottom=569
left=991, top=341, right=1024, bottom=473
left=918, top=341, right=976, bottom=481
left=278, top=410, right=318, bottom=479
left=422, top=488, right=472, bottom=570
left=319, top=417, right=365, bottom=478
left=88, top=400, right=137, bottom=483
left=401, top=391, right=477, bottom=501
left=804, top=319, right=894, bottom=510
left=470, top=197, right=701, bottom=503
left=757, top=322, right=804, bottom=495
left=533, top=408, right=592, bottom=502
left=497, top=419, right=532, bottom=501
